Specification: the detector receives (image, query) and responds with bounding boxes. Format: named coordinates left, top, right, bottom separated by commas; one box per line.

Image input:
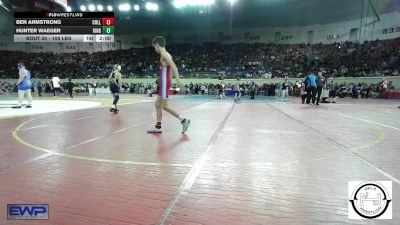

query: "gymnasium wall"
left=1, top=77, right=400, bottom=91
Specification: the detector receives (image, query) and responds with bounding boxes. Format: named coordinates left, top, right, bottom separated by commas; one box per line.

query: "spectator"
left=36, top=79, right=42, bottom=96
left=0, top=38, right=399, bottom=79
left=92, top=80, right=97, bottom=96
left=315, top=72, right=326, bottom=105
left=281, top=80, right=289, bottom=101
left=66, top=79, right=74, bottom=98
left=52, top=76, right=61, bottom=97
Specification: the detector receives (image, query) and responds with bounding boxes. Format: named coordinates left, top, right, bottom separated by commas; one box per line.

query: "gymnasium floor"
left=0, top=94, right=399, bottom=225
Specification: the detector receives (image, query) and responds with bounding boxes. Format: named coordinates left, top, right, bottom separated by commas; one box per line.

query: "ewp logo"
left=7, top=204, right=49, bottom=220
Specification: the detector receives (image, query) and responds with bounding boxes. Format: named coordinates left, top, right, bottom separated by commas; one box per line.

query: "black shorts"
left=54, top=87, right=61, bottom=92
left=110, top=83, right=120, bottom=94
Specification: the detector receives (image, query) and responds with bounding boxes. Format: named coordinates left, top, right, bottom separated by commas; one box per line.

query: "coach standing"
left=67, top=78, right=74, bottom=98
left=13, top=63, right=32, bottom=108
left=304, top=71, right=317, bottom=105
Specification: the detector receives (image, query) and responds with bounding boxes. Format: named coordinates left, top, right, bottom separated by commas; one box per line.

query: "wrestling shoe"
left=147, top=126, right=162, bottom=133
left=181, top=119, right=190, bottom=134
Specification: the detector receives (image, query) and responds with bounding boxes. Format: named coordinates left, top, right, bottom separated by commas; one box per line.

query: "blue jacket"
left=304, top=74, right=317, bottom=88
left=316, top=76, right=325, bottom=87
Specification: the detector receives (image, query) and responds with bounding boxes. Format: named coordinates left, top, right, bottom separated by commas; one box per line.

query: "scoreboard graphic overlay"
left=14, top=12, right=114, bottom=43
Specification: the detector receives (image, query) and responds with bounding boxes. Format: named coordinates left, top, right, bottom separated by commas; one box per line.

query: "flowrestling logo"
left=348, top=181, right=392, bottom=219
left=7, top=204, right=49, bottom=220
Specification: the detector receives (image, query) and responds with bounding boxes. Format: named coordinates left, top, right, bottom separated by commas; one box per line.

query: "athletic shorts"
left=157, top=83, right=170, bottom=98
left=158, top=66, right=171, bottom=99
left=110, top=83, right=120, bottom=94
